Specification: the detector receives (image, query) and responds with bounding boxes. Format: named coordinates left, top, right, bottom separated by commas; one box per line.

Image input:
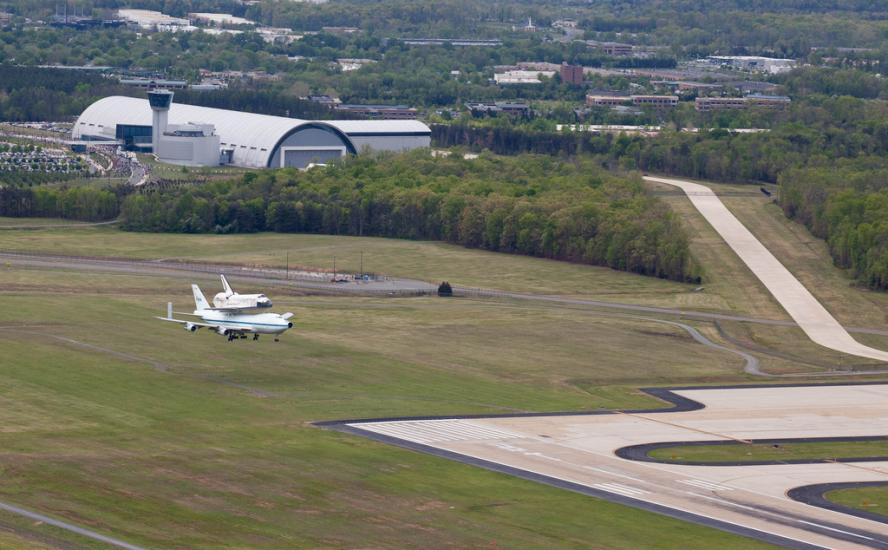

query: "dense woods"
left=121, top=153, right=699, bottom=282
left=437, top=96, right=888, bottom=184
left=0, top=185, right=121, bottom=221
left=779, top=159, right=888, bottom=290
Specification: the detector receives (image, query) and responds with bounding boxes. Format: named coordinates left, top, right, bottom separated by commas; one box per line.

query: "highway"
left=332, top=384, right=888, bottom=549
left=644, top=176, right=888, bottom=363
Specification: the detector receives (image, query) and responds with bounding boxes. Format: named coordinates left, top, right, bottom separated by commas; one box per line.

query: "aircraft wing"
left=156, top=316, right=256, bottom=333
left=155, top=316, right=219, bottom=329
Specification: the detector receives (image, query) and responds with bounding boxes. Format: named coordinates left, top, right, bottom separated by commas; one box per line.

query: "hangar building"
left=72, top=95, right=432, bottom=169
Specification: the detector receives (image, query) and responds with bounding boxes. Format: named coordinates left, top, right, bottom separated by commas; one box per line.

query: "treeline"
left=0, top=65, right=126, bottom=121
left=779, top=159, right=888, bottom=290
left=121, top=152, right=699, bottom=282
left=435, top=96, right=888, bottom=184
left=0, top=186, right=120, bottom=221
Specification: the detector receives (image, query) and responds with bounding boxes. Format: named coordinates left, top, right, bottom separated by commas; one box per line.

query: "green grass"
left=0, top=217, right=93, bottom=227
left=0, top=266, right=779, bottom=548
left=826, top=486, right=888, bottom=520
left=648, top=440, right=888, bottom=463
left=0, top=223, right=715, bottom=304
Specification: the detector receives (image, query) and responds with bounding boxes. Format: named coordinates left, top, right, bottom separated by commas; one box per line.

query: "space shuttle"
left=212, top=275, right=273, bottom=310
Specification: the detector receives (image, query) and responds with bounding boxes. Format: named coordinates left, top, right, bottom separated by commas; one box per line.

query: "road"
left=644, top=175, right=888, bottom=363
left=331, top=384, right=888, bottom=549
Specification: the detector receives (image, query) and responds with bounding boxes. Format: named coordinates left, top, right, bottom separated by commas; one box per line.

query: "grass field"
left=0, top=266, right=779, bottom=548
left=1, top=174, right=887, bottom=547
left=826, top=486, right=888, bottom=521
left=0, top=221, right=714, bottom=305
left=648, top=440, right=888, bottom=463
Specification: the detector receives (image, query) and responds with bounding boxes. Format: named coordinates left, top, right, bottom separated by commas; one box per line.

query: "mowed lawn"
left=826, top=486, right=888, bottom=521
left=0, top=221, right=724, bottom=309
left=0, top=266, right=776, bottom=548
left=648, top=440, right=888, bottom=463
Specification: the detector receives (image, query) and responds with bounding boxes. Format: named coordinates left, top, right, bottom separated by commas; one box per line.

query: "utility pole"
left=360, top=251, right=363, bottom=281
left=285, top=250, right=289, bottom=280
left=333, top=255, right=336, bottom=280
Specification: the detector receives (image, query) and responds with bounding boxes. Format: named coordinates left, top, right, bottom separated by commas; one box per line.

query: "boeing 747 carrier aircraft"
left=158, top=283, right=293, bottom=342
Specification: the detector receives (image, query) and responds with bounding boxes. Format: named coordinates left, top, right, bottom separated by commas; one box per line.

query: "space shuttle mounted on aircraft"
left=157, top=281, right=293, bottom=342
left=213, top=274, right=272, bottom=310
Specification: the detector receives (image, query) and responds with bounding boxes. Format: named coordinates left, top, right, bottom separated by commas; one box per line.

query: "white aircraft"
left=158, top=284, right=293, bottom=342
left=213, top=274, right=272, bottom=310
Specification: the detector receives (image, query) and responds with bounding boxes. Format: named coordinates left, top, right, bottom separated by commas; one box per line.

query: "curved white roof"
left=72, top=96, right=348, bottom=168
left=73, top=96, right=431, bottom=168
left=326, top=120, right=431, bottom=135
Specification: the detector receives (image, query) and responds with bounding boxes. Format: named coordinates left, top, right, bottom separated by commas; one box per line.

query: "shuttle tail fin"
left=220, top=274, right=234, bottom=297
left=192, top=284, right=211, bottom=311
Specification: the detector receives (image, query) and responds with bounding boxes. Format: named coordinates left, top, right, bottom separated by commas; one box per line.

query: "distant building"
left=513, top=17, right=536, bottom=32
left=334, top=104, right=418, bottom=120
left=494, top=70, right=556, bottom=85
left=465, top=101, right=532, bottom=117
left=337, top=58, right=376, bottom=72
left=560, top=63, right=584, bottom=85
left=552, top=19, right=578, bottom=29
left=189, top=13, right=255, bottom=26
left=120, top=78, right=188, bottom=90
left=117, top=9, right=191, bottom=30
left=586, top=94, right=630, bottom=107
left=653, top=80, right=724, bottom=93
left=586, top=94, right=677, bottom=108
left=707, top=56, right=796, bottom=75
left=695, top=95, right=790, bottom=111
left=74, top=95, right=431, bottom=169
left=0, top=12, right=12, bottom=28
left=557, top=124, right=662, bottom=136
left=257, top=27, right=301, bottom=44
left=517, top=61, right=562, bottom=72
left=588, top=41, right=633, bottom=56
left=726, top=80, right=780, bottom=95
left=631, top=95, right=678, bottom=108
left=306, top=95, right=341, bottom=107
left=322, top=26, right=359, bottom=34
left=400, top=38, right=502, bottom=47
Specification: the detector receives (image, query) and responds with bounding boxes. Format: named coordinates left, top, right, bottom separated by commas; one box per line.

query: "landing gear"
left=253, top=334, right=259, bottom=341
left=227, top=333, right=235, bottom=342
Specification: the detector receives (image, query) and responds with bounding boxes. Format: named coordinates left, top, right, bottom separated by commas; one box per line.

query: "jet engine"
left=216, top=326, right=229, bottom=336
left=184, top=322, right=198, bottom=332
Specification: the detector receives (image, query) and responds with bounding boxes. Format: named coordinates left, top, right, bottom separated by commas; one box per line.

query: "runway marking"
left=352, top=420, right=522, bottom=444
left=692, top=493, right=878, bottom=543
left=796, top=520, right=876, bottom=541
left=681, top=479, right=735, bottom=492
left=592, top=483, right=650, bottom=498
left=581, top=466, right=647, bottom=484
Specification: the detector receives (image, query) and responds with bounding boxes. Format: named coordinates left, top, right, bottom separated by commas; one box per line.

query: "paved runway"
left=339, top=384, right=888, bottom=549
left=644, top=176, right=888, bottom=363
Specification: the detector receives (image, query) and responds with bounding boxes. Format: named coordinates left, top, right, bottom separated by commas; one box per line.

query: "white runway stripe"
left=592, top=483, right=650, bottom=498
left=680, top=479, right=734, bottom=491
left=352, top=420, right=523, bottom=444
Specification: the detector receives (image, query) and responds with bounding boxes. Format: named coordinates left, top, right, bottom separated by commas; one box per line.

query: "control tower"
left=147, top=89, right=174, bottom=153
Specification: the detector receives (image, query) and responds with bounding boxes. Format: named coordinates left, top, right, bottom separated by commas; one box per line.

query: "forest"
left=0, top=185, right=121, bottom=221
left=120, top=152, right=699, bottom=283
left=779, top=158, right=888, bottom=290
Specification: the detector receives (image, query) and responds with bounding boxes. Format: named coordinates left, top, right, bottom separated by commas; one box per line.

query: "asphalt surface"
left=325, top=383, right=888, bottom=549
left=645, top=175, right=888, bottom=363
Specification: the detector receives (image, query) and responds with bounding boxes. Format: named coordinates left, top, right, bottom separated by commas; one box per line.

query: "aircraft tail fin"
left=220, top=274, right=234, bottom=297
left=192, top=284, right=211, bottom=311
